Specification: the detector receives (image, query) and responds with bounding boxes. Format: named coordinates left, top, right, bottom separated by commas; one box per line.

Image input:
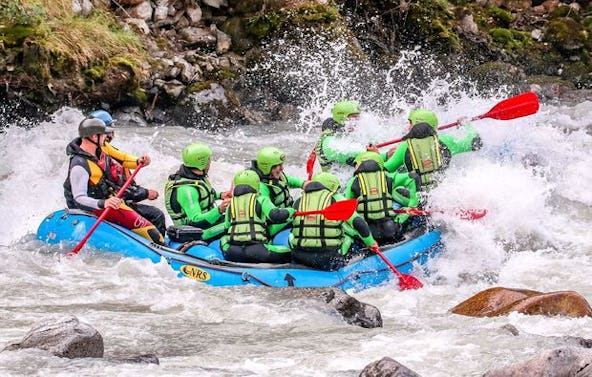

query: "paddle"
left=294, top=199, right=358, bottom=221
left=68, top=163, right=145, bottom=257
left=306, top=150, right=317, bottom=180
left=394, top=207, right=487, bottom=220
left=374, top=91, right=540, bottom=149
left=369, top=245, right=423, bottom=290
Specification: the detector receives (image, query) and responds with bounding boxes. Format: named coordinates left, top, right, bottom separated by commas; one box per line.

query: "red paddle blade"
left=483, top=91, right=540, bottom=121
left=370, top=245, right=423, bottom=290
left=294, top=199, right=359, bottom=221
left=306, top=150, right=316, bottom=180
left=398, top=274, right=424, bottom=290
left=320, top=199, right=358, bottom=220
left=453, top=208, right=488, bottom=220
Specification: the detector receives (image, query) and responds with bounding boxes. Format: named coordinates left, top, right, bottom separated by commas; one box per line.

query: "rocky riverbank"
left=1, top=0, right=590, bottom=128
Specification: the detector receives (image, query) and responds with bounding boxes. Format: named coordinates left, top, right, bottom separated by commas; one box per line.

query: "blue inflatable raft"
left=37, top=209, right=444, bottom=291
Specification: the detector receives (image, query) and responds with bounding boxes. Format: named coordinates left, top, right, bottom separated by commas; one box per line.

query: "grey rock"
left=2, top=315, right=103, bottom=358
left=275, top=288, right=383, bottom=328
left=484, top=347, right=592, bottom=377
left=360, top=357, right=422, bottom=377
left=105, top=353, right=160, bottom=365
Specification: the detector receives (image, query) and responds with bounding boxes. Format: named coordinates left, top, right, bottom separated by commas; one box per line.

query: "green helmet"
left=313, top=172, right=341, bottom=192
left=256, top=146, right=286, bottom=175
left=332, top=101, right=360, bottom=125
left=354, top=151, right=384, bottom=169
left=234, top=170, right=260, bottom=191
left=182, top=143, right=212, bottom=170
left=408, top=109, right=438, bottom=129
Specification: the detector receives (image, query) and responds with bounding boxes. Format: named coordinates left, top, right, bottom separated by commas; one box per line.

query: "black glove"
left=124, top=185, right=149, bottom=202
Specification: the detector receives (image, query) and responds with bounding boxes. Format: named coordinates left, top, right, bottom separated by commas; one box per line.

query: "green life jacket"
left=314, top=129, right=334, bottom=171
left=164, top=176, right=216, bottom=225
left=263, top=172, right=293, bottom=208
left=406, top=136, right=443, bottom=190
left=355, top=169, right=394, bottom=221
left=227, top=193, right=268, bottom=244
left=292, top=189, right=343, bottom=249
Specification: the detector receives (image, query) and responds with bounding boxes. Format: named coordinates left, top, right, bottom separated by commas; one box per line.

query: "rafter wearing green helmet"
left=233, top=170, right=260, bottom=192
left=315, top=100, right=366, bottom=173
left=165, top=142, right=231, bottom=241
left=290, top=171, right=378, bottom=271
left=344, top=151, right=419, bottom=244
left=220, top=170, right=293, bottom=264
left=408, top=109, right=439, bottom=129
left=251, top=146, right=305, bottom=207
left=332, top=101, right=361, bottom=126
left=182, top=142, right=212, bottom=171
left=384, top=108, right=482, bottom=193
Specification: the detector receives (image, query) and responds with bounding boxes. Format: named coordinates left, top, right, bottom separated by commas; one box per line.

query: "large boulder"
left=484, top=347, right=592, bottom=377
left=2, top=315, right=104, bottom=358
left=450, top=287, right=592, bottom=318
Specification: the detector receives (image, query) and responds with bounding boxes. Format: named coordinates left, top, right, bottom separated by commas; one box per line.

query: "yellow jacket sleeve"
left=102, top=142, right=139, bottom=169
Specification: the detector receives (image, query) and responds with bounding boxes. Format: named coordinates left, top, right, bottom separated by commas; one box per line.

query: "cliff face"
left=1, top=0, right=590, bottom=127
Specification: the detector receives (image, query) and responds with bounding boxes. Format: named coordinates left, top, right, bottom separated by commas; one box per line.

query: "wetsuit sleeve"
left=342, top=177, right=356, bottom=199
left=351, top=216, right=375, bottom=246
left=333, top=193, right=374, bottom=246
left=258, top=182, right=272, bottom=199
left=321, top=136, right=360, bottom=166
left=439, top=124, right=481, bottom=155
left=390, top=172, right=419, bottom=208
left=176, top=185, right=222, bottom=226
left=102, top=142, right=139, bottom=169
left=260, top=196, right=294, bottom=223
left=70, top=165, right=103, bottom=210
left=286, top=174, right=304, bottom=189
left=223, top=206, right=231, bottom=229
left=384, top=144, right=407, bottom=173
left=124, top=185, right=149, bottom=202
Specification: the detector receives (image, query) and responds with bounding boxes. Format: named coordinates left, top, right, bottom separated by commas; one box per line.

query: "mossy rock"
left=561, top=61, right=592, bottom=88
left=544, top=17, right=588, bottom=56
left=221, top=17, right=254, bottom=52
left=244, top=2, right=340, bottom=40
left=0, top=25, right=39, bottom=47
left=583, top=16, right=592, bottom=31
left=489, top=28, right=532, bottom=50
left=549, top=5, right=582, bottom=21
left=404, top=0, right=462, bottom=52
left=83, top=65, right=106, bottom=83
left=188, top=81, right=213, bottom=93
left=468, top=61, right=526, bottom=90
left=489, top=6, right=514, bottom=27
left=216, top=67, right=236, bottom=80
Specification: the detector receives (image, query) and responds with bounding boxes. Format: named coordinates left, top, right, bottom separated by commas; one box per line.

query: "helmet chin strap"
left=87, top=135, right=104, bottom=158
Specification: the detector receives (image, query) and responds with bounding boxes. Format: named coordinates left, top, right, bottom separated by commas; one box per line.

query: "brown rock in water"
left=450, top=287, right=592, bottom=318
left=450, top=287, right=542, bottom=317
left=511, top=292, right=592, bottom=317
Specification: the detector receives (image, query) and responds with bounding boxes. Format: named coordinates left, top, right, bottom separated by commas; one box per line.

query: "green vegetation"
left=489, top=28, right=532, bottom=50
left=1, top=0, right=144, bottom=81
left=406, top=0, right=462, bottom=51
